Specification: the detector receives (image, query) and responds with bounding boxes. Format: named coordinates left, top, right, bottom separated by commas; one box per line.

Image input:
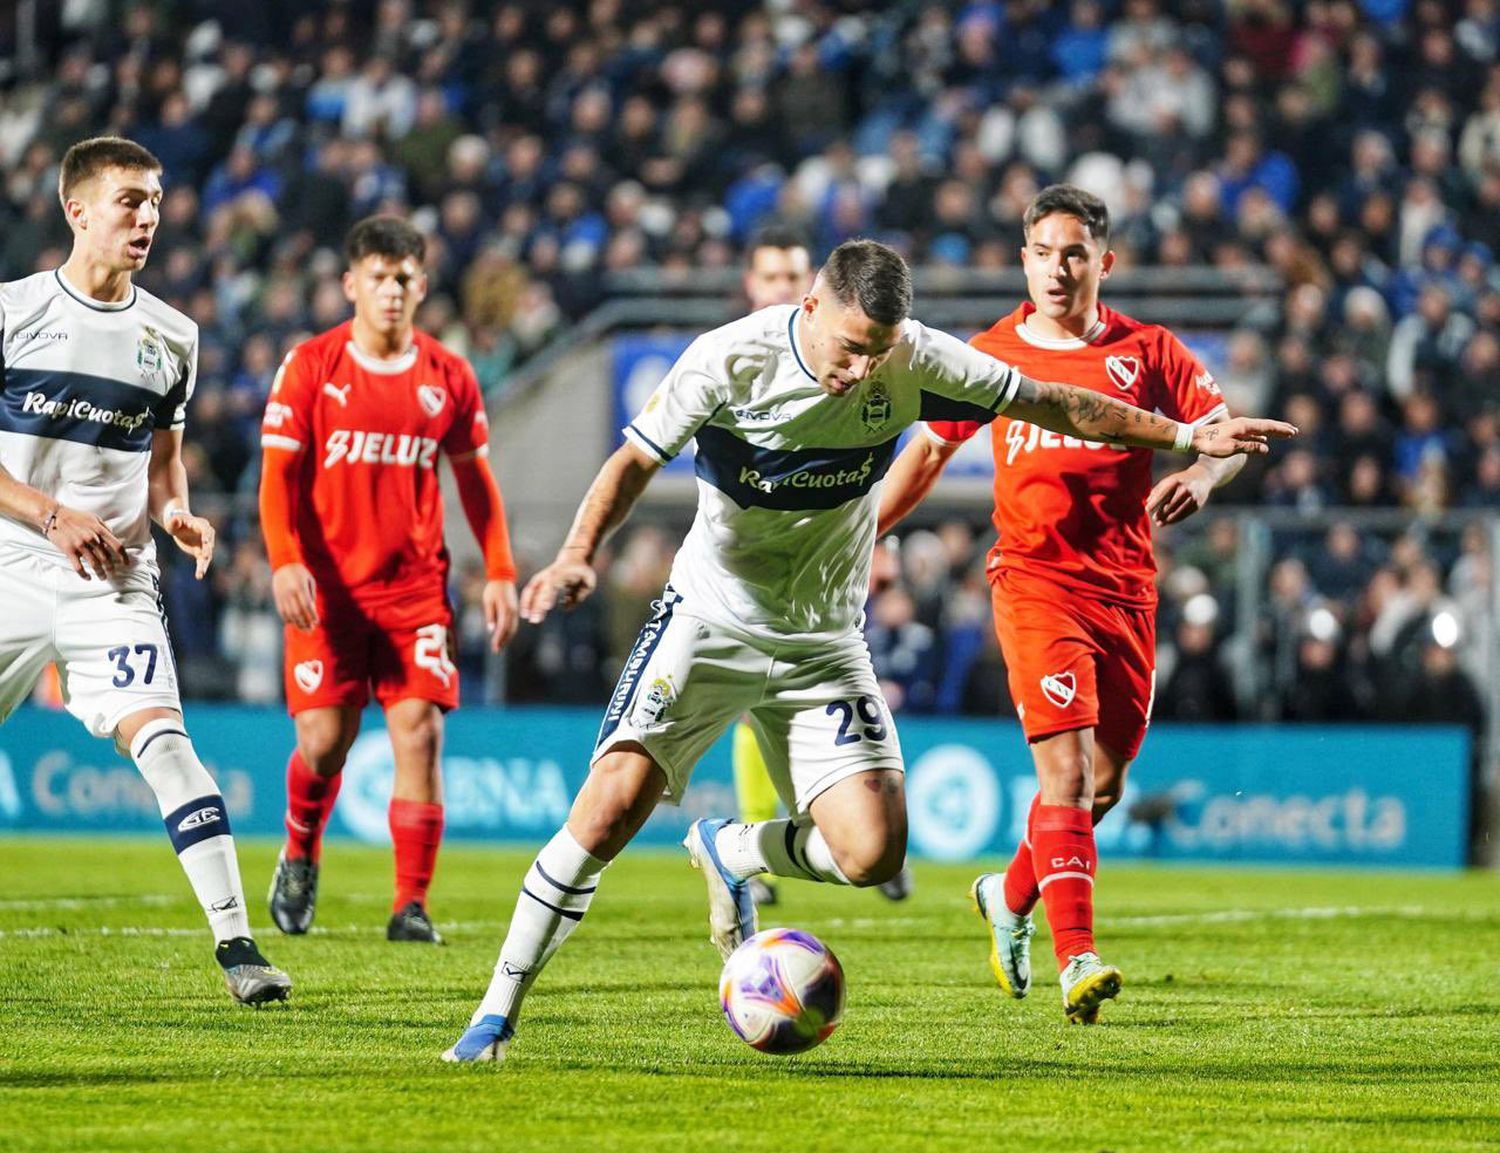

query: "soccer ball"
left=719, top=928, right=845, bottom=1054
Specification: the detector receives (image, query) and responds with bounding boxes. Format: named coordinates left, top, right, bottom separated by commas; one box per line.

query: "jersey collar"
left=787, top=307, right=817, bottom=382
left=54, top=268, right=137, bottom=312
left=1015, top=303, right=1106, bottom=350
left=346, top=337, right=419, bottom=375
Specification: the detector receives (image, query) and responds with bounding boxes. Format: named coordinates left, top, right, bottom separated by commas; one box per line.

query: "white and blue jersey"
left=623, top=306, right=1020, bottom=643
left=0, top=269, right=197, bottom=572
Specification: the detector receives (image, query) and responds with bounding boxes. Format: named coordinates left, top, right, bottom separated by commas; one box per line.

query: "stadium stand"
left=0, top=0, right=1492, bottom=769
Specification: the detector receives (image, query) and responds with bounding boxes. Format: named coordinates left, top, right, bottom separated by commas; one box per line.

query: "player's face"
left=68, top=166, right=163, bottom=273
left=1021, top=212, right=1114, bottom=326
left=744, top=245, right=812, bottom=309
left=799, top=291, right=900, bottom=397
left=344, top=254, right=427, bottom=336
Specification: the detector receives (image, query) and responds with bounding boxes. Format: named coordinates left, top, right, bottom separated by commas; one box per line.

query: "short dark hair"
left=58, top=136, right=161, bottom=201
left=747, top=224, right=809, bottom=261
left=1023, top=184, right=1111, bottom=247
left=820, top=238, right=912, bottom=327
left=345, top=214, right=426, bottom=266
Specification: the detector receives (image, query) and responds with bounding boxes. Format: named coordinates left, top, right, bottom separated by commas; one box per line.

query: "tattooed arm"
left=519, top=442, right=661, bottom=622
left=1004, top=374, right=1297, bottom=458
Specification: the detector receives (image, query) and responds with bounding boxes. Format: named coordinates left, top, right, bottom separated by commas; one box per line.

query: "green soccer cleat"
left=970, top=872, right=1035, bottom=998
left=1060, top=951, right=1123, bottom=1024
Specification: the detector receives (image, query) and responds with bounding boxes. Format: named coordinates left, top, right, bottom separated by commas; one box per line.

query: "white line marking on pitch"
left=0, top=906, right=1449, bottom=942
left=0, top=895, right=176, bottom=911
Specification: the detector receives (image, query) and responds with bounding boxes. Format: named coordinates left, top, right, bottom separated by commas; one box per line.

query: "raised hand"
left=1191, top=417, right=1298, bottom=458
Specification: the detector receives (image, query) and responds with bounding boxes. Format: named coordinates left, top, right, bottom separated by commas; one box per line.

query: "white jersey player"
left=445, top=239, right=1294, bottom=1062
left=0, top=137, right=290, bottom=1004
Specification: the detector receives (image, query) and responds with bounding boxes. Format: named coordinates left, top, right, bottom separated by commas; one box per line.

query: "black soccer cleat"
left=268, top=850, right=319, bottom=935
left=216, top=936, right=292, bottom=1006
left=387, top=901, right=445, bottom=945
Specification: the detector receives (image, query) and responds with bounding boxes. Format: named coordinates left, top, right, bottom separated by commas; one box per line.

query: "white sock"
left=471, top=825, right=608, bottom=1028
left=714, top=819, right=851, bottom=885
left=131, top=718, right=252, bottom=943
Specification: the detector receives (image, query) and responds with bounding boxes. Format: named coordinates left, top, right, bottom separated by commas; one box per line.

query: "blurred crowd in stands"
left=0, top=0, right=1493, bottom=735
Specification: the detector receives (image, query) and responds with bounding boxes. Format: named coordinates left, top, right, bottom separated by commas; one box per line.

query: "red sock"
left=1002, top=793, right=1042, bottom=915
left=389, top=799, right=444, bottom=911
left=1031, top=804, right=1097, bottom=970
left=284, top=750, right=341, bottom=863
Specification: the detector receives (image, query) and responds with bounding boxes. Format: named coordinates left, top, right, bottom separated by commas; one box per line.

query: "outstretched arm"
left=520, top=442, right=661, bottom=623
left=1146, top=412, right=1249, bottom=526
left=1005, top=374, right=1296, bottom=458
left=878, top=433, right=961, bottom=535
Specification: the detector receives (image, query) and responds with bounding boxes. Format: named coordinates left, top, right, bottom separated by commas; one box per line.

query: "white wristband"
left=162, top=504, right=190, bottom=526
left=1172, top=421, right=1194, bottom=453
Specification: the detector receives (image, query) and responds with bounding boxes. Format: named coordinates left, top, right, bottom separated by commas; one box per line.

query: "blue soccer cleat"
left=442, top=1014, right=514, bottom=1063
left=683, top=818, right=757, bottom=960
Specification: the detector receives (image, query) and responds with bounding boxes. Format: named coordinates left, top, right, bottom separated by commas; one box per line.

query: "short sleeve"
left=442, top=357, right=490, bottom=459
left=1155, top=330, right=1230, bottom=426
left=924, top=419, right=982, bottom=446
left=151, top=330, right=197, bottom=430
left=623, top=331, right=732, bottom=464
left=906, top=320, right=1022, bottom=427
left=260, top=344, right=315, bottom=452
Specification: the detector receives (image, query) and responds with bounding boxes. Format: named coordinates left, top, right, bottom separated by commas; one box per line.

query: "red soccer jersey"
left=928, top=303, right=1227, bottom=606
left=260, top=321, right=490, bottom=602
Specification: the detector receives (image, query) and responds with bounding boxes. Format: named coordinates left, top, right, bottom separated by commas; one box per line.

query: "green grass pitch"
left=2, top=837, right=1497, bottom=1152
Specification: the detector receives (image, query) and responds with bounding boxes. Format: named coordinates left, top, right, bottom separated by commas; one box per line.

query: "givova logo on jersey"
left=1004, top=421, right=1129, bottom=466
left=323, top=429, right=439, bottom=470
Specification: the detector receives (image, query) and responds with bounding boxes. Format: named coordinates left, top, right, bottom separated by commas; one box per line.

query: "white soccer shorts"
left=591, top=587, right=904, bottom=813
left=0, top=551, right=182, bottom=739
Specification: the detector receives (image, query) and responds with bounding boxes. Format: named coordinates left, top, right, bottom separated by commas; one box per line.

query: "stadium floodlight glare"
left=1431, top=610, right=1461, bottom=649
left=1183, top=592, right=1220, bottom=626
left=1305, top=606, right=1340, bottom=643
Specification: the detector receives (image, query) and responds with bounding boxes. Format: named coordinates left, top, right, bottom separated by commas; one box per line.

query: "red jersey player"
left=880, top=185, right=1253, bottom=1023
left=259, top=216, right=519, bottom=943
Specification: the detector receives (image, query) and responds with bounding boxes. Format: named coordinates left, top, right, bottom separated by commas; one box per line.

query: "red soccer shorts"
left=283, top=591, right=459, bottom=715
left=990, top=568, right=1156, bottom=762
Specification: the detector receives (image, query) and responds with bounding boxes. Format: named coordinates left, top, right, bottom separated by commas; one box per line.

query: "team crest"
left=293, top=660, right=324, bottom=693
left=861, top=382, right=892, bottom=432
left=1040, top=671, right=1076, bottom=708
left=634, top=675, right=678, bottom=726
left=1104, top=356, right=1139, bottom=392
left=136, top=326, right=164, bottom=376
left=417, top=384, right=446, bottom=417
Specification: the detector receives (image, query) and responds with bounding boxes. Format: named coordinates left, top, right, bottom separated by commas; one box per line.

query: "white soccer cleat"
left=683, top=818, right=757, bottom=960
left=1060, top=951, right=1124, bottom=1024
left=970, top=872, right=1035, bottom=998
left=442, top=1014, right=513, bottom=1063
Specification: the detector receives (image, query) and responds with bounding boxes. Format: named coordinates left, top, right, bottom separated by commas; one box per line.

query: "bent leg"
left=460, top=745, right=666, bottom=1049
left=283, top=705, right=362, bottom=862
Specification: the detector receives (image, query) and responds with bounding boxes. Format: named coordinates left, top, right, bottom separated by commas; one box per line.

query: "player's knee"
left=296, top=718, right=355, bottom=774
left=833, top=837, right=906, bottom=888
left=388, top=713, right=441, bottom=765
left=1037, top=752, right=1093, bottom=807
left=1092, top=791, right=1121, bottom=819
